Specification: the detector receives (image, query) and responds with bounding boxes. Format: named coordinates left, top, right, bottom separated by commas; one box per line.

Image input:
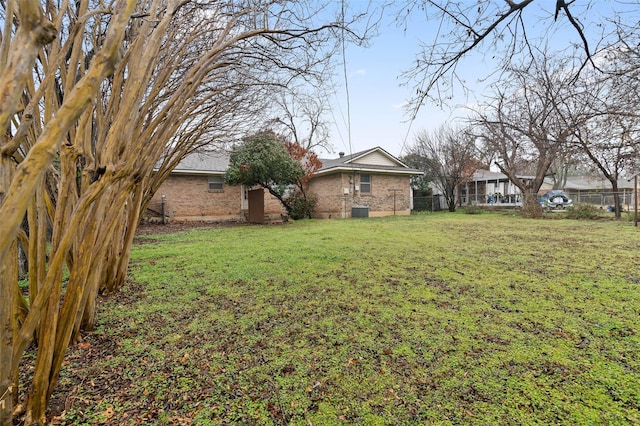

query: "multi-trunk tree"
left=0, top=0, right=137, bottom=423
left=0, top=1, right=365, bottom=423
left=471, top=54, right=580, bottom=213
left=406, top=125, right=479, bottom=212
left=554, top=48, right=640, bottom=217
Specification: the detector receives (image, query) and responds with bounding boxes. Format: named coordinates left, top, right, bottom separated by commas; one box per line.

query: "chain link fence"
left=567, top=190, right=635, bottom=211
left=412, top=189, right=637, bottom=213
left=412, top=196, right=441, bottom=212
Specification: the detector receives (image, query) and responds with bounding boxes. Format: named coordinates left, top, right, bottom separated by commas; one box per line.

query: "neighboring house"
left=563, top=176, right=636, bottom=208
left=455, top=169, right=636, bottom=209
left=148, top=147, right=422, bottom=222
left=308, top=147, right=423, bottom=218
left=456, top=169, right=527, bottom=207
left=148, top=151, right=284, bottom=223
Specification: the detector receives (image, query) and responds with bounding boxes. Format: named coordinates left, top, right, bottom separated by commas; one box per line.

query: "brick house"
left=149, top=147, right=422, bottom=222
left=148, top=151, right=284, bottom=223
left=308, top=147, right=423, bottom=218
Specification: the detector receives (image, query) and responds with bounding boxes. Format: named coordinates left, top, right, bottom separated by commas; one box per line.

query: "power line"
left=341, top=0, right=353, bottom=156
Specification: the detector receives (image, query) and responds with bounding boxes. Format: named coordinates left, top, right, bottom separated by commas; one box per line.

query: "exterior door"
left=247, top=189, right=265, bottom=224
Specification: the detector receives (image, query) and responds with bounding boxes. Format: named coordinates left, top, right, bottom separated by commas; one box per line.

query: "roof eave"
left=170, top=169, right=226, bottom=176
left=314, top=166, right=423, bottom=177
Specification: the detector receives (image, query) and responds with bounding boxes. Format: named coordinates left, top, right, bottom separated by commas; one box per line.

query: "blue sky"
left=326, top=1, right=635, bottom=158
left=328, top=6, right=497, bottom=158
left=329, top=14, right=453, bottom=157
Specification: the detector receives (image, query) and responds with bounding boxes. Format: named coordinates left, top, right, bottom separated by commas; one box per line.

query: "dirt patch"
left=136, top=220, right=249, bottom=235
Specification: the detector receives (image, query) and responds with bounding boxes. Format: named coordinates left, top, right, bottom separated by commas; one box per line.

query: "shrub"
left=463, top=204, right=483, bottom=214
left=521, top=198, right=544, bottom=219
left=565, top=203, right=602, bottom=220
left=286, top=191, right=317, bottom=220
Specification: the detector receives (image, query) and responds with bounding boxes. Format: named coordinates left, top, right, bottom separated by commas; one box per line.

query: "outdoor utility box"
left=351, top=206, right=369, bottom=218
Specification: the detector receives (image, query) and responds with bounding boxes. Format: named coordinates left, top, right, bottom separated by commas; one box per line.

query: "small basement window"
left=208, top=176, right=224, bottom=191
left=360, top=174, right=371, bottom=194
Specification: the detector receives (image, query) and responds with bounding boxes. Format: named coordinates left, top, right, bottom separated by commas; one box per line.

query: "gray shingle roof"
left=172, top=151, right=230, bottom=175
left=564, top=176, right=635, bottom=190
left=317, top=147, right=422, bottom=175
left=167, top=146, right=423, bottom=176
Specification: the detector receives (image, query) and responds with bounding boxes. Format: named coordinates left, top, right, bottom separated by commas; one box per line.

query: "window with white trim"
left=208, top=175, right=224, bottom=191
left=360, top=174, right=371, bottom=194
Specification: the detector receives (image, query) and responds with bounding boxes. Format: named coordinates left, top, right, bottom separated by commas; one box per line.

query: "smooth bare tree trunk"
left=0, top=159, right=18, bottom=426
left=0, top=1, right=55, bottom=421
left=3, top=1, right=355, bottom=422
left=0, top=244, right=18, bottom=426
left=0, top=0, right=136, bottom=422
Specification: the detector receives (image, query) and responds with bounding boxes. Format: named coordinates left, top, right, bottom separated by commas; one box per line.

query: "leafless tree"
left=471, top=53, right=580, bottom=209
left=0, top=1, right=368, bottom=423
left=397, top=1, right=640, bottom=113
left=0, top=0, right=136, bottom=423
left=555, top=47, right=640, bottom=217
left=407, top=124, right=479, bottom=212
left=270, top=88, right=334, bottom=154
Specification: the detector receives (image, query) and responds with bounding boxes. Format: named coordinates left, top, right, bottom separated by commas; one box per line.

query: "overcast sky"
left=329, top=11, right=460, bottom=158
left=326, top=1, right=634, bottom=159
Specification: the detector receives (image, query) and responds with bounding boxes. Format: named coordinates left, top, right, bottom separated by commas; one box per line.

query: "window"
left=208, top=176, right=224, bottom=191
left=360, top=174, right=371, bottom=194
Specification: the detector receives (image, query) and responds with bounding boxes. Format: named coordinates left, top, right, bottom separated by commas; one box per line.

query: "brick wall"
left=307, top=172, right=412, bottom=218
left=150, top=172, right=409, bottom=222
left=263, top=189, right=287, bottom=219
left=149, top=174, right=286, bottom=222
left=150, top=174, right=243, bottom=221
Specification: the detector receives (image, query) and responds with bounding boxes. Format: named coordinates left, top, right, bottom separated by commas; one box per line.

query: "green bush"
left=463, top=204, right=483, bottom=214
left=286, top=191, right=317, bottom=220
left=521, top=198, right=544, bottom=219
left=565, top=203, right=602, bottom=219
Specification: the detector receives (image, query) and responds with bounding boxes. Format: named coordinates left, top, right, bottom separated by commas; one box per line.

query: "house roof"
left=316, top=147, right=423, bottom=176
left=563, top=176, right=636, bottom=190
left=170, top=151, right=230, bottom=175
left=470, top=169, right=536, bottom=181
left=468, top=170, right=636, bottom=191
left=166, top=146, right=424, bottom=177
left=471, top=169, right=508, bottom=181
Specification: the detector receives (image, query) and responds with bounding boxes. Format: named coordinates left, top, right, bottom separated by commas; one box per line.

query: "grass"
left=53, top=213, right=640, bottom=425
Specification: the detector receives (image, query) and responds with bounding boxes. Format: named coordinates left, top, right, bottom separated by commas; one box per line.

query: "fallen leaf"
left=104, top=406, right=114, bottom=418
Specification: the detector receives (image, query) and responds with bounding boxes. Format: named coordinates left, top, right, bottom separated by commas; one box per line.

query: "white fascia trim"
left=170, top=170, right=226, bottom=176
left=314, top=166, right=423, bottom=177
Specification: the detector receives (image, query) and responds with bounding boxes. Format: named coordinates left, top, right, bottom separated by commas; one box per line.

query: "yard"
left=47, top=213, right=639, bottom=425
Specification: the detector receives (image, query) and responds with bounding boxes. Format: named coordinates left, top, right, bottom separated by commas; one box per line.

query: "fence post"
left=635, top=176, right=638, bottom=227
left=161, top=194, right=166, bottom=225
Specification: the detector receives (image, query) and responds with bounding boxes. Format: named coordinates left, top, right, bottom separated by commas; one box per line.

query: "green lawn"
left=54, top=213, right=640, bottom=425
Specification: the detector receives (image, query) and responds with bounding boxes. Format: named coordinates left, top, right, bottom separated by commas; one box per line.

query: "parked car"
left=538, top=190, right=573, bottom=209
